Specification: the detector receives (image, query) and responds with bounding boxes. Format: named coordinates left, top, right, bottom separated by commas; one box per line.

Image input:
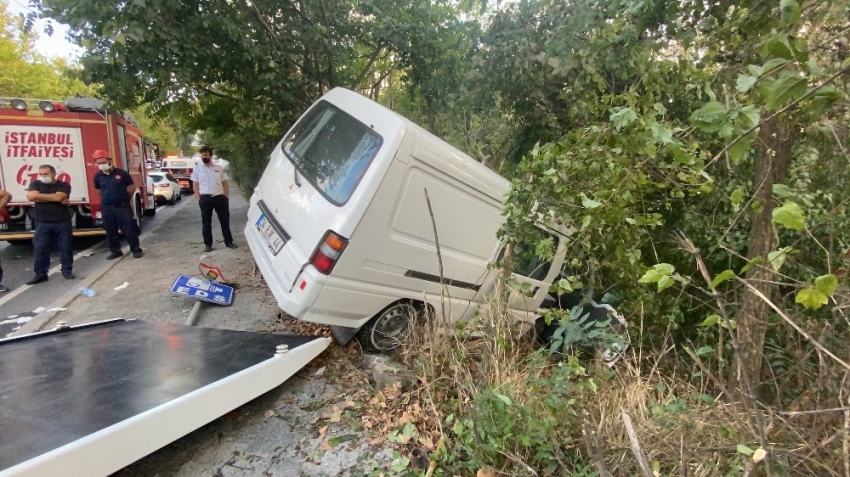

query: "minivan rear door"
left=251, top=94, right=402, bottom=292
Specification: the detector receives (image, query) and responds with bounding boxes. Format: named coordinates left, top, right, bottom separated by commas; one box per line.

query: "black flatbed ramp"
left=0, top=319, right=330, bottom=477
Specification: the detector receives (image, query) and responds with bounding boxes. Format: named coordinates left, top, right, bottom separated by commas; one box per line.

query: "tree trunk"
left=734, top=116, right=795, bottom=388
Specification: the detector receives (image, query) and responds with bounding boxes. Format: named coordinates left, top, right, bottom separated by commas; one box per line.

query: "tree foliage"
left=26, top=0, right=472, bottom=188
left=0, top=0, right=93, bottom=99
left=19, top=0, right=850, bottom=472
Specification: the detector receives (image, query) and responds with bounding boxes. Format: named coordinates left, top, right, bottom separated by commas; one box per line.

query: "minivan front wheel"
left=356, top=302, right=420, bottom=353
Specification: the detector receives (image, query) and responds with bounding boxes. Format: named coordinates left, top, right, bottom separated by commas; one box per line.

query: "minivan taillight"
left=310, top=231, right=348, bottom=275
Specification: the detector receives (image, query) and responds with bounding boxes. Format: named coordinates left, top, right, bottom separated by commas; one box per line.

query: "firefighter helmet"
left=92, top=150, right=110, bottom=160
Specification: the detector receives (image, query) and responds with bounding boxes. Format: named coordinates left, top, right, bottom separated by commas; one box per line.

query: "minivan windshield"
left=282, top=101, right=383, bottom=205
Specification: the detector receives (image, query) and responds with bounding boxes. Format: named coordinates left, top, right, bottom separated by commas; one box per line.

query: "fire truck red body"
left=0, top=97, right=156, bottom=241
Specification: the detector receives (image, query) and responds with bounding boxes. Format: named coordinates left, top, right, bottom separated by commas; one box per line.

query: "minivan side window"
left=500, top=231, right=559, bottom=281
left=282, top=101, right=383, bottom=205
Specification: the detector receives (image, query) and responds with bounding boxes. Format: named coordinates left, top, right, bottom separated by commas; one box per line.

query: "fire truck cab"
left=0, top=97, right=156, bottom=242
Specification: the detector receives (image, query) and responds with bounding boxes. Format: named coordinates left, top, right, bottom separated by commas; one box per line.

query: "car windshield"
left=149, top=174, right=163, bottom=182
left=282, top=101, right=383, bottom=205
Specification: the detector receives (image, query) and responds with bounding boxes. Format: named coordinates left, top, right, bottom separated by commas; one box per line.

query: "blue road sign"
left=170, top=274, right=234, bottom=306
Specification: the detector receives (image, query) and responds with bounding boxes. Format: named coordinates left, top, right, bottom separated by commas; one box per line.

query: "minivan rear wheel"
left=356, top=302, right=420, bottom=353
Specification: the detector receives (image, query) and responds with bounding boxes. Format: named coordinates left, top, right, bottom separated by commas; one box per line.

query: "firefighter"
left=25, top=165, right=75, bottom=284
left=92, top=150, right=144, bottom=260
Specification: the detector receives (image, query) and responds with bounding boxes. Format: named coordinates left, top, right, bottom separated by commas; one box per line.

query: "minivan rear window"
left=282, top=101, right=383, bottom=205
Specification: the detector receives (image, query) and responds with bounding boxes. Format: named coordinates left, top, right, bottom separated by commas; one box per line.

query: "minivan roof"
left=323, top=88, right=573, bottom=238
left=324, top=88, right=510, bottom=201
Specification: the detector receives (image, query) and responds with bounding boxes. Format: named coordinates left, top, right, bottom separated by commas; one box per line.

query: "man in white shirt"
left=191, top=146, right=236, bottom=252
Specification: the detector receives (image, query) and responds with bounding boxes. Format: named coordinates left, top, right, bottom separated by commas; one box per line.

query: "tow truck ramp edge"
left=0, top=319, right=331, bottom=477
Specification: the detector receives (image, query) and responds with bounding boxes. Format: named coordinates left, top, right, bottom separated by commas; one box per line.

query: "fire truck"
left=0, top=97, right=157, bottom=242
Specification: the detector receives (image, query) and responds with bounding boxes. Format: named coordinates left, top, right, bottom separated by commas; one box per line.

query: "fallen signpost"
left=170, top=274, right=234, bottom=326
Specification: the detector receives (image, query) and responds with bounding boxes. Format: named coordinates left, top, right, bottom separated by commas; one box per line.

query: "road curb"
left=12, top=201, right=188, bottom=336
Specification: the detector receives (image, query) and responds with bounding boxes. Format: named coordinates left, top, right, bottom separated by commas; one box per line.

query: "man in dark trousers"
left=192, top=146, right=236, bottom=252
left=25, top=165, right=75, bottom=284
left=0, top=187, right=11, bottom=292
left=92, top=150, right=144, bottom=260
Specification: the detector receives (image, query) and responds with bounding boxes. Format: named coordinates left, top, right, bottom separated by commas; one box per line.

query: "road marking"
left=0, top=240, right=107, bottom=309
left=0, top=199, right=186, bottom=310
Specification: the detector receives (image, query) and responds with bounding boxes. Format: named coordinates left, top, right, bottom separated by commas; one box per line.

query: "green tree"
left=482, top=0, right=849, bottom=390
left=26, top=0, right=470, bottom=189
left=0, top=0, right=94, bottom=99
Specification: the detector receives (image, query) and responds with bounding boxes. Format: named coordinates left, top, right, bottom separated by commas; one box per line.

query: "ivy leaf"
left=690, top=101, right=726, bottom=133
left=772, top=183, right=792, bottom=197
left=580, top=194, right=602, bottom=209
left=650, top=123, right=674, bottom=144
left=737, top=444, right=755, bottom=457
left=610, top=107, right=638, bottom=131
left=808, top=85, right=843, bottom=120
left=730, top=188, right=744, bottom=210
left=657, top=275, right=674, bottom=292
left=762, top=57, right=789, bottom=73
left=728, top=133, right=755, bottom=165
left=796, top=287, right=828, bottom=309
left=711, top=270, right=736, bottom=288
left=638, top=263, right=675, bottom=284
left=740, top=257, right=764, bottom=274
left=771, top=202, right=806, bottom=230
left=815, top=274, right=838, bottom=296
left=655, top=263, right=675, bottom=275
left=765, top=74, right=807, bottom=110
left=736, top=75, right=757, bottom=93
left=768, top=247, right=793, bottom=272
left=496, top=394, right=512, bottom=406
left=766, top=34, right=795, bottom=60
left=327, top=434, right=358, bottom=448
left=806, top=58, right=825, bottom=77
left=738, top=106, right=760, bottom=129
left=780, top=0, right=802, bottom=25
left=747, top=64, right=764, bottom=77
left=698, top=314, right=720, bottom=327
left=697, top=345, right=714, bottom=356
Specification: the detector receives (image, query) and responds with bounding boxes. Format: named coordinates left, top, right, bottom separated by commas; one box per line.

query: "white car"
left=148, top=172, right=182, bottom=205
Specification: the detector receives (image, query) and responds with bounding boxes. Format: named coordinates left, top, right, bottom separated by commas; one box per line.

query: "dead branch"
left=582, top=411, right=613, bottom=477
left=675, top=232, right=771, bottom=476
left=780, top=407, right=850, bottom=417
left=739, top=280, right=850, bottom=373
left=622, top=410, right=654, bottom=477
left=423, top=188, right=448, bottom=325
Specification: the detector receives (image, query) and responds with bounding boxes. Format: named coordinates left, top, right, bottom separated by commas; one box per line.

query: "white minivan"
left=245, top=88, right=573, bottom=351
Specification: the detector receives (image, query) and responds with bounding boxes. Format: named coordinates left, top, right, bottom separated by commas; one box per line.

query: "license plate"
left=256, top=214, right=285, bottom=255
left=0, top=223, right=7, bottom=230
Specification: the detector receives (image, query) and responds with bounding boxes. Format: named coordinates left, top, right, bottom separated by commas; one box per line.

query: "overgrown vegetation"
left=19, top=0, right=850, bottom=474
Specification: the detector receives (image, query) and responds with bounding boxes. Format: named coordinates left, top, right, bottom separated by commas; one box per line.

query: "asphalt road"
left=0, top=198, right=189, bottom=336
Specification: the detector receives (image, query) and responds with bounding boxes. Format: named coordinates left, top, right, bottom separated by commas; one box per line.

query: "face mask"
left=38, top=176, right=55, bottom=184
left=98, top=163, right=111, bottom=172
left=202, top=157, right=211, bottom=164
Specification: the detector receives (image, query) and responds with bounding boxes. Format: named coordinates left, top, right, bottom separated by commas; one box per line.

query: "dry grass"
left=372, top=287, right=850, bottom=477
